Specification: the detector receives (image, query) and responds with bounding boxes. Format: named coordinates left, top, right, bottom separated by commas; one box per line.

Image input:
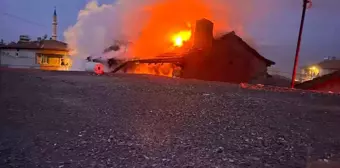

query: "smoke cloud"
left=64, top=0, right=269, bottom=71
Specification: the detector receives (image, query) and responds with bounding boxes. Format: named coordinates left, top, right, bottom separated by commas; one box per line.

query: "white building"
left=0, top=39, right=71, bottom=70
left=0, top=42, right=38, bottom=69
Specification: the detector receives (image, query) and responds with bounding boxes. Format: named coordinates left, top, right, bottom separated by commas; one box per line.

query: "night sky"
left=1, top=0, right=339, bottom=75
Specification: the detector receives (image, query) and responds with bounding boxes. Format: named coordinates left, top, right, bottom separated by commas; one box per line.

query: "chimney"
left=193, top=18, right=214, bottom=50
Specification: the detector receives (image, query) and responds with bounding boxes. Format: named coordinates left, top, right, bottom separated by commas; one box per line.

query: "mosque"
left=0, top=8, right=72, bottom=70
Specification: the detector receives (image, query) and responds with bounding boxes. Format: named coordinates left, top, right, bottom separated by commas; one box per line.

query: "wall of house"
left=0, top=49, right=71, bottom=71
left=227, top=38, right=268, bottom=82
left=0, top=49, right=39, bottom=68
left=248, top=54, right=268, bottom=81
left=181, top=35, right=269, bottom=83
left=37, top=54, right=71, bottom=71
left=209, top=38, right=253, bottom=82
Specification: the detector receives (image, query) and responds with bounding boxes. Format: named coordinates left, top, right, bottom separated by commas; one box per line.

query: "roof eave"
left=0, top=47, right=69, bottom=52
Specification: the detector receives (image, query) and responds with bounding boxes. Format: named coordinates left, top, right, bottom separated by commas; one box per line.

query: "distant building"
left=295, top=70, right=340, bottom=93
left=0, top=39, right=71, bottom=70
left=0, top=8, right=71, bottom=70
left=300, top=57, right=340, bottom=82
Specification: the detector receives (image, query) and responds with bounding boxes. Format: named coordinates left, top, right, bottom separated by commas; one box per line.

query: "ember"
left=128, top=63, right=175, bottom=77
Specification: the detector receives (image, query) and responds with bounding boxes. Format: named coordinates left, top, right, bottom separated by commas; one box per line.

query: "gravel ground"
left=0, top=69, right=340, bottom=168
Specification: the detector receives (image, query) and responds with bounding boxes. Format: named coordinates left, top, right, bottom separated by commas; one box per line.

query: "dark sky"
left=1, top=0, right=339, bottom=75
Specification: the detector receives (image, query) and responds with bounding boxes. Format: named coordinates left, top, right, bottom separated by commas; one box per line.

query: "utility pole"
left=290, top=0, right=312, bottom=88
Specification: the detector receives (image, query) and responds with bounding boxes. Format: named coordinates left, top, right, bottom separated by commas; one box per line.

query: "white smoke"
left=64, top=0, right=271, bottom=71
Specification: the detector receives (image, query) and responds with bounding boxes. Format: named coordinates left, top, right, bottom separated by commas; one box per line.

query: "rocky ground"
left=0, top=69, right=340, bottom=168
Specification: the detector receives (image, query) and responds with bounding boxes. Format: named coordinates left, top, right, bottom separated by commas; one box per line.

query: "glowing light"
left=175, top=37, right=183, bottom=46
left=309, top=66, right=319, bottom=73
left=171, top=30, right=192, bottom=47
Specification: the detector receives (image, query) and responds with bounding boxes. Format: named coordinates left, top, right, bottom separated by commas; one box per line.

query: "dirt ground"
left=1, top=69, right=340, bottom=168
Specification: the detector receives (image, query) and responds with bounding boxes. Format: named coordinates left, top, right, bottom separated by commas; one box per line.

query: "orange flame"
left=128, top=63, right=175, bottom=77
left=128, top=0, right=215, bottom=77
left=171, top=30, right=192, bottom=47
left=131, top=0, right=212, bottom=58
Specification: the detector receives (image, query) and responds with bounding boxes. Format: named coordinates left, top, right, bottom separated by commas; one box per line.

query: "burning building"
left=69, top=0, right=276, bottom=82
left=111, top=18, right=275, bottom=83
left=110, top=18, right=275, bottom=84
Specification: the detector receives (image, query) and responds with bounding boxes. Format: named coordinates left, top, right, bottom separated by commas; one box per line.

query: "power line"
left=1, top=12, right=48, bottom=28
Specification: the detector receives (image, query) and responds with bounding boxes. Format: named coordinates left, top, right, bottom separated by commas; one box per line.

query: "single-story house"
left=0, top=39, right=71, bottom=71
left=115, top=18, right=276, bottom=84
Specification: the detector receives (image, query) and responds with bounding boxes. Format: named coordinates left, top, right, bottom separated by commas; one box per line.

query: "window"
left=41, top=56, right=49, bottom=64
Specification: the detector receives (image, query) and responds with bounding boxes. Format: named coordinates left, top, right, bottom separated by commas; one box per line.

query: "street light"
left=290, top=0, right=312, bottom=88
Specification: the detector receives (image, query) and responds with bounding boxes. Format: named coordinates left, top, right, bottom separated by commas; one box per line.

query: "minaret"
left=52, top=7, right=57, bottom=40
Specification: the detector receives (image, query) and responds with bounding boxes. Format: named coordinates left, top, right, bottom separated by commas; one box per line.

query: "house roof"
left=217, top=31, right=275, bottom=66
left=0, top=40, right=68, bottom=51
left=295, top=70, right=340, bottom=89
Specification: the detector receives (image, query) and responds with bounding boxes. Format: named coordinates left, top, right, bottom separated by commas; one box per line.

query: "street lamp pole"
left=290, top=0, right=310, bottom=88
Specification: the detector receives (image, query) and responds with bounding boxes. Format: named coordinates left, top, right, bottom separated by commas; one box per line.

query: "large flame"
left=127, top=0, right=212, bottom=77
left=171, top=30, right=192, bottom=47
left=65, top=0, right=247, bottom=75
left=64, top=0, right=267, bottom=73
left=131, top=0, right=212, bottom=58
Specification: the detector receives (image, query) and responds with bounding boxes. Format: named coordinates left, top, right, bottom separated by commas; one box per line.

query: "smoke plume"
left=64, top=0, right=268, bottom=71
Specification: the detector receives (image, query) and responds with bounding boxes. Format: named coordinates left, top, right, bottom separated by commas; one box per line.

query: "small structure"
left=300, top=57, right=340, bottom=82
left=295, top=70, right=340, bottom=92
left=113, top=18, right=275, bottom=84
